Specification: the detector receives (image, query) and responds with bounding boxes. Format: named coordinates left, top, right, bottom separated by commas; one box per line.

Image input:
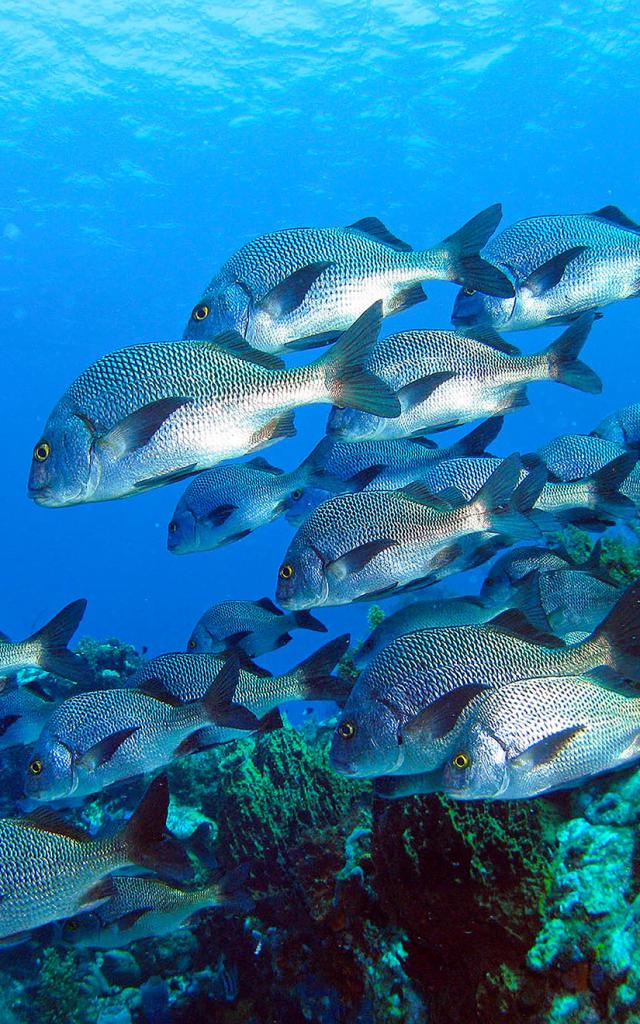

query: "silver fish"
left=451, top=205, right=640, bottom=330
left=187, top=597, right=326, bottom=658
left=23, top=659, right=257, bottom=802
left=0, top=600, right=91, bottom=686
left=28, top=305, right=399, bottom=507
left=593, top=404, right=640, bottom=450
left=510, top=568, right=622, bottom=641
left=437, top=676, right=640, bottom=800
left=328, top=579, right=640, bottom=778
left=183, top=206, right=514, bottom=353
left=0, top=683, right=61, bottom=753
left=64, top=866, right=253, bottom=948
left=525, top=433, right=626, bottom=482
left=327, top=315, right=599, bottom=441
left=167, top=455, right=342, bottom=554
left=0, top=773, right=189, bottom=941
left=276, top=455, right=541, bottom=609
left=285, top=418, right=503, bottom=527
left=480, top=544, right=584, bottom=608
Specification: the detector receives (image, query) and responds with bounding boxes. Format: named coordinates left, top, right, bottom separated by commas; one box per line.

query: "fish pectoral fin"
left=325, top=539, right=399, bottom=579
left=402, top=684, right=489, bottom=742
left=76, top=726, right=141, bottom=772
left=99, top=397, right=191, bottom=458
left=76, top=877, right=117, bottom=911
left=224, top=629, right=252, bottom=645
left=0, top=714, right=20, bottom=737
left=521, top=246, right=588, bottom=297
left=427, top=542, right=464, bottom=572
left=346, top=464, right=387, bottom=490
left=509, top=725, right=586, bottom=770
left=255, top=596, right=283, bottom=615
left=133, top=463, right=199, bottom=490
left=346, top=217, right=413, bottom=252
left=139, top=677, right=182, bottom=705
left=209, top=330, right=284, bottom=369
left=591, top=205, right=640, bottom=230
left=202, top=655, right=259, bottom=731
left=250, top=412, right=296, bottom=450
left=397, top=481, right=465, bottom=511
left=256, top=261, right=333, bottom=318
left=205, top=504, right=238, bottom=527
left=115, top=907, right=154, bottom=933
left=274, top=632, right=293, bottom=649
left=486, top=608, right=565, bottom=648
left=254, top=708, right=285, bottom=734
left=396, top=371, right=455, bottom=413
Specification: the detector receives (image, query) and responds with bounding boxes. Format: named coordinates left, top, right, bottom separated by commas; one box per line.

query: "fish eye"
left=28, top=757, right=43, bottom=776
left=33, top=441, right=51, bottom=463
left=291, top=489, right=303, bottom=501
left=337, top=720, right=356, bottom=740
left=168, top=521, right=178, bottom=533
left=463, top=287, right=476, bottom=297
left=192, top=303, right=209, bottom=322
left=279, top=563, right=294, bottom=580
left=66, top=920, right=79, bottom=932
left=451, top=751, right=471, bottom=770
left=188, top=639, right=196, bottom=650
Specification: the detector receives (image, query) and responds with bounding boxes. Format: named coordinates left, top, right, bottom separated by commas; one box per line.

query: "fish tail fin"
left=470, top=455, right=541, bottom=543
left=293, top=609, right=328, bottom=634
left=289, top=633, right=352, bottom=703
left=319, top=303, right=401, bottom=419
left=427, top=204, right=514, bottom=297
left=543, top=314, right=602, bottom=394
left=26, top=599, right=93, bottom=685
left=121, top=773, right=191, bottom=879
left=206, top=864, right=255, bottom=915
left=588, top=579, right=640, bottom=677
left=588, top=452, right=639, bottom=522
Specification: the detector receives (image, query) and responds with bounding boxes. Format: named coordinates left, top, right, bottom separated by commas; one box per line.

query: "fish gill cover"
left=2, top=1, right=640, bottom=1022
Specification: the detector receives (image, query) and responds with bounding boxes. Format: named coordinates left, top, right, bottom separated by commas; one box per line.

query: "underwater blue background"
left=2, top=0, right=639, bottom=663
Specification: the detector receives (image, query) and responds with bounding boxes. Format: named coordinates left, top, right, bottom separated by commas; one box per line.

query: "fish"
left=186, top=597, right=327, bottom=658
left=411, top=452, right=638, bottom=530
left=276, top=454, right=542, bottom=609
left=182, top=206, right=514, bottom=353
left=63, top=865, right=253, bottom=949
left=129, top=636, right=350, bottom=739
left=327, top=314, right=600, bottom=441
left=28, top=304, right=400, bottom=507
left=451, top=205, right=640, bottom=331
left=285, top=417, right=503, bottom=527
left=436, top=676, right=640, bottom=800
left=353, top=596, right=493, bottom=669
left=524, top=433, right=626, bottom=482
left=0, top=600, right=91, bottom=686
left=480, top=544, right=585, bottom=608
left=0, top=682, right=61, bottom=753
left=512, top=568, right=622, bottom=641
left=23, top=659, right=259, bottom=802
left=593, top=404, right=640, bottom=449
left=328, top=579, right=640, bottom=778
left=0, top=773, right=190, bottom=941
left=167, top=455, right=344, bottom=554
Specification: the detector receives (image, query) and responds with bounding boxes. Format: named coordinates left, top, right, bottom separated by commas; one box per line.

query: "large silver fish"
left=524, top=433, right=626, bottom=481
left=436, top=676, right=640, bottom=800
left=0, top=600, right=91, bottom=686
left=512, top=568, right=622, bottom=641
left=64, top=866, right=253, bottom=949
left=451, top=206, right=640, bottom=330
left=593, top=404, right=640, bottom=450
left=327, top=315, right=599, bottom=441
left=183, top=206, right=514, bottom=353
left=28, top=305, right=399, bottom=507
left=0, top=683, right=61, bottom=753
left=23, top=659, right=258, bottom=802
left=328, top=579, right=640, bottom=778
left=186, top=597, right=326, bottom=658
left=276, top=455, right=541, bottom=609
left=0, top=773, right=189, bottom=941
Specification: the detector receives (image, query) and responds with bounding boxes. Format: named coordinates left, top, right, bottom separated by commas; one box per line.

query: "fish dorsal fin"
left=486, top=609, right=565, bottom=648
left=509, top=725, right=586, bottom=769
left=21, top=808, right=90, bottom=843
left=397, top=482, right=466, bottom=511
left=246, top=458, right=284, bottom=475
left=591, top=205, right=640, bottom=230
left=208, top=331, right=284, bottom=370
left=346, top=217, right=413, bottom=252
left=256, top=262, right=332, bottom=319
left=402, top=684, right=489, bottom=741
left=457, top=325, right=521, bottom=356
left=521, top=247, right=588, bottom=297
left=255, top=596, right=283, bottom=615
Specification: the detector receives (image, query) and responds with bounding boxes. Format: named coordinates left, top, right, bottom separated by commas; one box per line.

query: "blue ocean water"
left=2, top=0, right=639, bottom=667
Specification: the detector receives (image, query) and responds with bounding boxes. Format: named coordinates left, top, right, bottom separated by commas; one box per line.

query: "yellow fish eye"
left=33, top=441, right=51, bottom=463
left=451, top=751, right=471, bottom=770
left=463, top=287, right=476, bottom=297
left=28, top=757, right=43, bottom=776
left=188, top=639, right=196, bottom=650
left=192, top=303, right=210, bottom=322
left=337, top=720, right=355, bottom=740
left=279, top=563, right=294, bottom=581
